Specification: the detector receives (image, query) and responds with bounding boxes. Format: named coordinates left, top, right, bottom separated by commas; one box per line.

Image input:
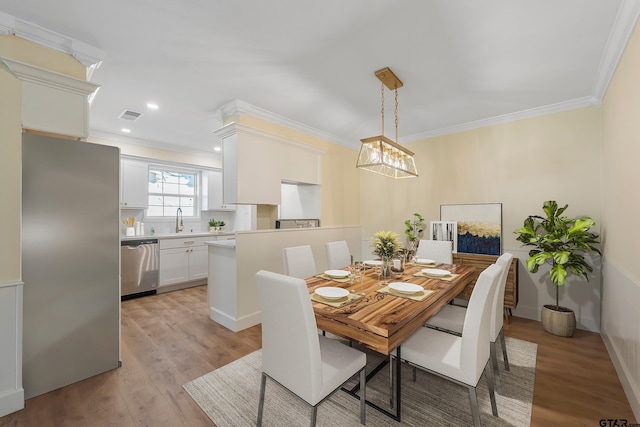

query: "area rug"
left=183, top=336, right=536, bottom=426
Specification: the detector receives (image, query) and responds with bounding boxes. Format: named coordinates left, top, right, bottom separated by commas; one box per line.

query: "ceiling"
left=1, top=1, right=637, bottom=153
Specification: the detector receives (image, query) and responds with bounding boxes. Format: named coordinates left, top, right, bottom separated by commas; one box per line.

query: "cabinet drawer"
left=159, top=236, right=212, bottom=250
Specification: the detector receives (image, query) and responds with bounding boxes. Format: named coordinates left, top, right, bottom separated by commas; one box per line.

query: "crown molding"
left=213, top=121, right=326, bottom=154
left=216, top=99, right=345, bottom=147
left=590, top=0, right=640, bottom=105
left=401, top=97, right=594, bottom=142
left=0, top=57, right=100, bottom=95
left=0, top=11, right=104, bottom=77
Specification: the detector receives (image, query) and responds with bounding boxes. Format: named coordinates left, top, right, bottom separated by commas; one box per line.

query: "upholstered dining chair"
left=282, top=245, right=317, bottom=279
left=415, top=239, right=453, bottom=264
left=392, top=264, right=502, bottom=427
left=424, top=252, right=514, bottom=394
left=325, top=240, right=352, bottom=270
left=256, top=270, right=367, bottom=426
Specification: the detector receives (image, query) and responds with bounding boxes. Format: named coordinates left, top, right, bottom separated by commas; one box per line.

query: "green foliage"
left=208, top=218, right=225, bottom=227
left=404, top=213, right=425, bottom=241
left=514, top=200, right=601, bottom=307
left=371, top=231, right=402, bottom=258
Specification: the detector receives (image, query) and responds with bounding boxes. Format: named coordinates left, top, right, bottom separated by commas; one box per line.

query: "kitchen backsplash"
left=119, top=209, right=237, bottom=236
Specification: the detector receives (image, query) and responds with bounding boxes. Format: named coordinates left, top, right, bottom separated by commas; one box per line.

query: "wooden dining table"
left=306, top=262, right=476, bottom=421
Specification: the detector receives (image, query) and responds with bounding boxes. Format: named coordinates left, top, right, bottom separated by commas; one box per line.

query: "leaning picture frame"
left=429, top=221, right=458, bottom=253
left=440, top=203, right=502, bottom=255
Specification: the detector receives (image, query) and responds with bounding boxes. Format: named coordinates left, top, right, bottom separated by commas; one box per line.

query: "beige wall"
left=601, top=17, right=640, bottom=419
left=360, top=107, right=603, bottom=247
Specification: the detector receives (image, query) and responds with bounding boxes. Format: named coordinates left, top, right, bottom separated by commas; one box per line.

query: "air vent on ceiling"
left=118, top=110, right=143, bottom=121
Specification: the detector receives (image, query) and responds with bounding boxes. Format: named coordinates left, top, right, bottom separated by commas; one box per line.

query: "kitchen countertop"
left=121, top=231, right=235, bottom=241
left=205, top=240, right=236, bottom=248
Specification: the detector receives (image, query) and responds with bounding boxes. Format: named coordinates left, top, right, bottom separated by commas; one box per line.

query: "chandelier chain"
left=394, top=88, right=399, bottom=143
left=381, top=82, right=385, bottom=136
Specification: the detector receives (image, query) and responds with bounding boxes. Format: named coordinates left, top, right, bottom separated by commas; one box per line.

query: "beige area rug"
left=184, top=336, right=537, bottom=426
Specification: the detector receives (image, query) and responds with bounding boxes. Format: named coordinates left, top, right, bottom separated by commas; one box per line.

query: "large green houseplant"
left=514, top=200, right=601, bottom=337
left=404, top=213, right=425, bottom=258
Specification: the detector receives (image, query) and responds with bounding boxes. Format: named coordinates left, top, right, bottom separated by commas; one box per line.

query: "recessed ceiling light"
left=146, top=103, right=159, bottom=110
left=121, top=128, right=131, bottom=133
left=213, top=146, right=221, bottom=152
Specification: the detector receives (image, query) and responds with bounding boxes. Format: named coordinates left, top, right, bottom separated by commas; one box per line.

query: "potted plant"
left=208, top=219, right=226, bottom=232
left=371, top=230, right=402, bottom=278
left=404, top=213, right=425, bottom=258
left=514, top=200, right=601, bottom=337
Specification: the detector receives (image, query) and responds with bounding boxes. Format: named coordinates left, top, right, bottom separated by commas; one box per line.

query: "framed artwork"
left=429, top=221, right=458, bottom=253
left=440, top=203, right=502, bottom=255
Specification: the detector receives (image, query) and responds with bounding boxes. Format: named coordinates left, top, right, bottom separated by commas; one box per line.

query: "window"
left=147, top=167, right=199, bottom=217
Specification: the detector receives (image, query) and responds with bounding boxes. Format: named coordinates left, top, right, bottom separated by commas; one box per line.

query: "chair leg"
left=257, top=373, right=267, bottom=426
left=499, top=328, right=510, bottom=371
left=468, top=386, right=481, bottom=427
left=490, top=340, right=502, bottom=395
left=412, top=366, right=417, bottom=382
left=389, top=355, right=394, bottom=408
left=310, top=406, right=317, bottom=427
left=360, top=367, right=366, bottom=424
left=484, top=361, right=499, bottom=417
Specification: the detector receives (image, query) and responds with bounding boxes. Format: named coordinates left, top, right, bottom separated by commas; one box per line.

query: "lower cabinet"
left=159, top=237, right=212, bottom=287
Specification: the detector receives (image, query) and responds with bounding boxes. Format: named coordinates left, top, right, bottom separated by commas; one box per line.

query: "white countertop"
left=121, top=231, right=235, bottom=241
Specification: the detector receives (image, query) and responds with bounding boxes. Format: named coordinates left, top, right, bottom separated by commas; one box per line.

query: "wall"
left=359, top=106, right=604, bottom=331
left=0, top=35, right=88, bottom=417
left=601, top=17, right=640, bottom=420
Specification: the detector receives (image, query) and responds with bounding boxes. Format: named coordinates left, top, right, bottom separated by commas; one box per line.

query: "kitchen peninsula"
left=206, top=225, right=361, bottom=332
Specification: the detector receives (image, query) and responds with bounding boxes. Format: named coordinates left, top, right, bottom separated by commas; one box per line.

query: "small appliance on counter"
left=275, top=219, right=320, bottom=229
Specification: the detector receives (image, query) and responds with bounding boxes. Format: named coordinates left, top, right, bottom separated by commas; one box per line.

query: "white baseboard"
left=210, top=307, right=261, bottom=332
left=602, top=332, right=640, bottom=421
left=0, top=387, right=24, bottom=418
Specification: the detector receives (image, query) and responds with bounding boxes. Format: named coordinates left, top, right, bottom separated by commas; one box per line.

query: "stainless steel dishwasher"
left=120, top=238, right=159, bottom=299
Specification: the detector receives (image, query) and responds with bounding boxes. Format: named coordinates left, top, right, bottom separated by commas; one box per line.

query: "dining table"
left=306, top=261, right=476, bottom=421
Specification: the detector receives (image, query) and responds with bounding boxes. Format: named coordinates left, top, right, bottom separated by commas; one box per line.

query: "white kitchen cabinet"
left=159, top=236, right=212, bottom=287
left=121, top=158, right=148, bottom=208
left=202, top=170, right=236, bottom=211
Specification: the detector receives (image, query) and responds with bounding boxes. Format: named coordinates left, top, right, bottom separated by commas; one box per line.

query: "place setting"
left=413, top=267, right=459, bottom=281
left=310, top=285, right=364, bottom=307
left=315, top=269, right=352, bottom=283
left=376, top=281, right=436, bottom=301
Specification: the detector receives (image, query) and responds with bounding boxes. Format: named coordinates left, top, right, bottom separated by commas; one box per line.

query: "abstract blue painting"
left=440, top=203, right=502, bottom=256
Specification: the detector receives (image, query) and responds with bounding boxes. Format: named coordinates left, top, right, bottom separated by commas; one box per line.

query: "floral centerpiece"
left=371, top=231, right=401, bottom=277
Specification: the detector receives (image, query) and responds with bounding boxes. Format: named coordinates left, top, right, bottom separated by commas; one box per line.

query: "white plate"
left=315, top=287, right=349, bottom=300
left=416, top=258, right=436, bottom=265
left=388, top=282, right=423, bottom=295
left=363, top=260, right=383, bottom=266
left=422, top=268, right=451, bottom=277
left=324, top=269, right=350, bottom=278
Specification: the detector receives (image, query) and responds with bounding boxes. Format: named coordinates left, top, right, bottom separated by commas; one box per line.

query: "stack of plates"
left=388, top=282, right=423, bottom=295
left=421, top=268, right=451, bottom=277
left=324, top=270, right=350, bottom=279
left=363, top=260, right=383, bottom=267
left=315, top=287, right=349, bottom=300
left=415, top=258, right=436, bottom=265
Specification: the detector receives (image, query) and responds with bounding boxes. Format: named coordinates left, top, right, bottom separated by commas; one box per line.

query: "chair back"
left=256, top=270, right=323, bottom=403
left=415, top=239, right=453, bottom=264
left=325, top=240, right=352, bottom=270
left=282, top=245, right=317, bottom=278
left=490, top=252, right=514, bottom=340
left=460, top=263, right=502, bottom=384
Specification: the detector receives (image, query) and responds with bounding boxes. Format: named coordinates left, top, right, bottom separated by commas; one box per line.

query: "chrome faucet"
left=175, top=207, right=184, bottom=233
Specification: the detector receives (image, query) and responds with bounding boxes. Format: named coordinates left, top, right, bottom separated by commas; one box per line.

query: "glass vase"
left=381, top=256, right=392, bottom=278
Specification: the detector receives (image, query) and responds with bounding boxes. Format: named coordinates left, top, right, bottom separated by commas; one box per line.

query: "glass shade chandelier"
left=356, top=67, right=418, bottom=178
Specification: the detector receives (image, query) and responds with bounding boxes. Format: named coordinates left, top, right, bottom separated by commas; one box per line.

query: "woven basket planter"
left=541, top=305, right=576, bottom=337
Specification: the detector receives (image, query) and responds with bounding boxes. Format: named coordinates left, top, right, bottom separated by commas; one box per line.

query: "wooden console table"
left=452, top=253, right=519, bottom=318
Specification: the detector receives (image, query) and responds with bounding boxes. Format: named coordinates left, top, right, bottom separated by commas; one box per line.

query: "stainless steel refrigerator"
left=22, top=133, right=120, bottom=399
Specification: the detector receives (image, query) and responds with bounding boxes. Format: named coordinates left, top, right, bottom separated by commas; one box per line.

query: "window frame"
left=145, top=164, right=202, bottom=220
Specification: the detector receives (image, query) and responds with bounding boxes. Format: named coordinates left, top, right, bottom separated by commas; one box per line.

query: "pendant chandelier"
left=356, top=67, right=418, bottom=178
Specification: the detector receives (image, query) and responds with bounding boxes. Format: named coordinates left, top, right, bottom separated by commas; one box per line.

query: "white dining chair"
left=325, top=240, right=352, bottom=270
left=424, top=252, right=514, bottom=394
left=256, top=270, right=366, bottom=426
left=282, top=245, right=317, bottom=279
left=415, top=239, right=453, bottom=264
left=392, top=264, right=502, bottom=427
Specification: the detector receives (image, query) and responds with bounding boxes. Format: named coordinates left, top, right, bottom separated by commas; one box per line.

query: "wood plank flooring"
left=0, top=285, right=635, bottom=426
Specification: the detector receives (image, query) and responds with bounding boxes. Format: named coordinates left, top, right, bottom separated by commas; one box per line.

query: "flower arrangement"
left=371, top=231, right=401, bottom=259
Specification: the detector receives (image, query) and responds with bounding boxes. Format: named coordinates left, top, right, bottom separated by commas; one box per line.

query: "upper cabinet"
left=214, top=123, right=324, bottom=205
left=121, top=158, right=148, bottom=209
left=202, top=170, right=236, bottom=211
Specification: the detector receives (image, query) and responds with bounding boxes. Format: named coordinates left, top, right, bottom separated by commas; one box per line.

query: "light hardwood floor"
left=0, top=285, right=635, bottom=426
